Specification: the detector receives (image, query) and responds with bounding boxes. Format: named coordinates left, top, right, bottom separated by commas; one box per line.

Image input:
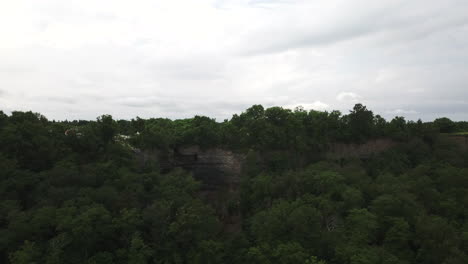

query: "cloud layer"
left=1, top=0, right=467, bottom=121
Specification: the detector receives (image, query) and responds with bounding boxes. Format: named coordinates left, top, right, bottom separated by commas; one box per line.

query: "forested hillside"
left=1, top=104, right=468, bottom=264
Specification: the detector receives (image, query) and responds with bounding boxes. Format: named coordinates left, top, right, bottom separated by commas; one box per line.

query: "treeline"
left=125, top=104, right=468, bottom=151
left=0, top=104, right=467, bottom=263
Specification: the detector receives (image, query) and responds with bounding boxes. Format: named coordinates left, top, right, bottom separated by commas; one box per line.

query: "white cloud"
left=284, top=101, right=330, bottom=111
left=385, top=109, right=419, bottom=115
left=336, top=92, right=362, bottom=102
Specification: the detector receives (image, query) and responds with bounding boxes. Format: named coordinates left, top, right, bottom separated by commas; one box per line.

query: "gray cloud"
left=241, top=1, right=468, bottom=55
left=116, top=96, right=179, bottom=109
left=39, top=96, right=78, bottom=105
left=0, top=0, right=467, bottom=121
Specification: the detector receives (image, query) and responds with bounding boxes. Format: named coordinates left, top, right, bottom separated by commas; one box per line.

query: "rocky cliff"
left=137, top=139, right=400, bottom=189
left=448, top=135, right=468, bottom=150
left=326, top=138, right=397, bottom=159
left=137, top=146, right=244, bottom=190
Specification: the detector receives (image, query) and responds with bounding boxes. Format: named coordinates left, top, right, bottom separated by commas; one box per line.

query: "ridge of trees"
left=0, top=104, right=467, bottom=263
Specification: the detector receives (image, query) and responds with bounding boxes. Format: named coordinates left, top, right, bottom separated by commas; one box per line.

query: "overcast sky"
left=1, top=0, right=468, bottom=121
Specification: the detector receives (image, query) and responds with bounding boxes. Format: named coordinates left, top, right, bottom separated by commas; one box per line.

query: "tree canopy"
left=0, top=104, right=467, bottom=263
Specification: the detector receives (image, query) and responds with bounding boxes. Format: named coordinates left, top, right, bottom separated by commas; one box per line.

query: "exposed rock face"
left=326, top=139, right=397, bottom=159
left=174, top=146, right=244, bottom=190
left=448, top=135, right=468, bottom=150
left=138, top=139, right=399, bottom=189
left=137, top=146, right=244, bottom=190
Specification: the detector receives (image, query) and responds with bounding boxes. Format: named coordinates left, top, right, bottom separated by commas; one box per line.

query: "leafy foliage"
left=0, top=104, right=467, bottom=263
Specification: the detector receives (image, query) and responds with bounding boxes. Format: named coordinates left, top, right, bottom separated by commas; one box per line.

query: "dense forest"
left=1, top=104, right=468, bottom=264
